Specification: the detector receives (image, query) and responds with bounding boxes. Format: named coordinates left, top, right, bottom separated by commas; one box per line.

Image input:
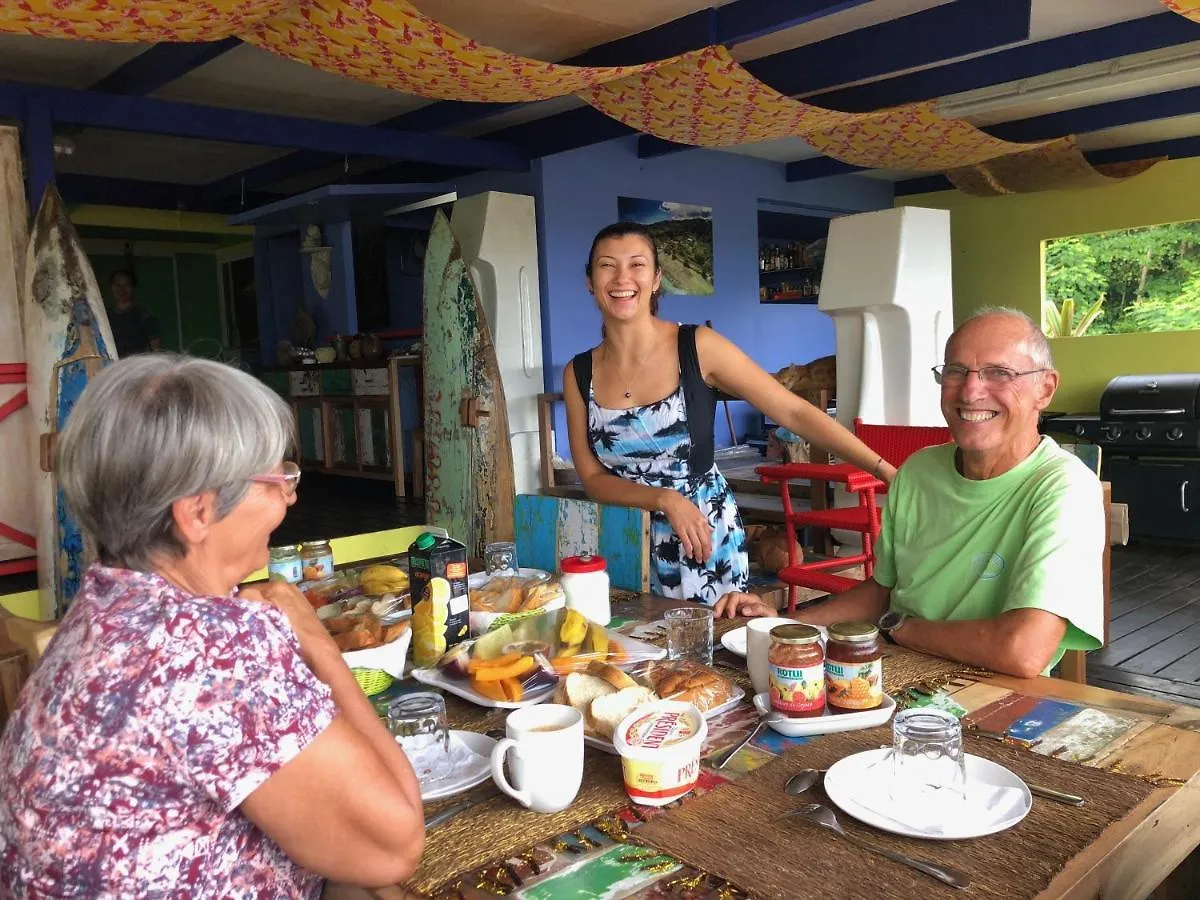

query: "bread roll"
left=584, top=660, right=639, bottom=692
left=646, top=660, right=734, bottom=713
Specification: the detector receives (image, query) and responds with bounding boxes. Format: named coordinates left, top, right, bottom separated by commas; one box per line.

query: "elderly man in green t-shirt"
left=717, top=308, right=1104, bottom=678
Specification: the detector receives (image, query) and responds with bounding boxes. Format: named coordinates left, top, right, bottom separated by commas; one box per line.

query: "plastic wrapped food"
left=627, top=659, right=736, bottom=714
left=468, top=571, right=567, bottom=635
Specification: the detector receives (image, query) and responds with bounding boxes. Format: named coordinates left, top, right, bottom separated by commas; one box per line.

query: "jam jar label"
left=826, top=659, right=883, bottom=710
left=769, top=662, right=825, bottom=714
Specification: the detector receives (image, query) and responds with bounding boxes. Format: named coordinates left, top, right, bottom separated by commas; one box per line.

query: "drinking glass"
left=388, top=691, right=451, bottom=783
left=890, top=707, right=967, bottom=802
left=484, top=541, right=519, bottom=577
left=665, top=606, right=714, bottom=665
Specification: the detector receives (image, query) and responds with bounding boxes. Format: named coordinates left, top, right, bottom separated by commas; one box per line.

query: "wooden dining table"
left=327, top=591, right=1200, bottom=900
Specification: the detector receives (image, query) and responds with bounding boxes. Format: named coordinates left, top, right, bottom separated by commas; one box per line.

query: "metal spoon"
left=783, top=768, right=826, bottom=795
left=788, top=803, right=971, bottom=890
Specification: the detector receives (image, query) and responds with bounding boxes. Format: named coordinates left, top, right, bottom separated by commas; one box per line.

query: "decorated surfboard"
left=422, top=209, right=516, bottom=558
left=21, top=184, right=117, bottom=619
left=0, top=127, right=33, bottom=569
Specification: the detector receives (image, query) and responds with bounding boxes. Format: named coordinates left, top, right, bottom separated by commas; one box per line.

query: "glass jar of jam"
left=768, top=624, right=826, bottom=718
left=825, top=621, right=884, bottom=713
left=299, top=539, right=334, bottom=582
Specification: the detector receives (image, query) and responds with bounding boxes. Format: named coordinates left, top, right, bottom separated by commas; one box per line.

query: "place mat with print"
left=411, top=752, right=630, bottom=896
left=634, top=726, right=1156, bottom=899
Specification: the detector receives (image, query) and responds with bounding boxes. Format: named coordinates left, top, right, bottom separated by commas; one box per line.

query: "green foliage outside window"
left=1042, top=220, right=1200, bottom=336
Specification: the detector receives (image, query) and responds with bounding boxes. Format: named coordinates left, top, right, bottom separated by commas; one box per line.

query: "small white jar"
left=559, top=553, right=610, bottom=625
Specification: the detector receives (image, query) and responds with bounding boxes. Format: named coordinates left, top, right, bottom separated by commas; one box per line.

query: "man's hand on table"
left=714, top=591, right=776, bottom=619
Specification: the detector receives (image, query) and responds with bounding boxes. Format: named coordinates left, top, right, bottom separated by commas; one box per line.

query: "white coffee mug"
left=491, top=704, right=583, bottom=813
left=747, top=617, right=800, bottom=696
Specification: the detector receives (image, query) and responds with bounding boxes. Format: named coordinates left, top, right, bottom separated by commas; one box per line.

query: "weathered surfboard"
left=0, top=127, right=33, bottom=567
left=422, top=209, right=515, bottom=558
left=21, top=185, right=117, bottom=619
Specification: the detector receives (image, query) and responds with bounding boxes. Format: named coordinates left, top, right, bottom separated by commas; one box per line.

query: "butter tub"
left=613, top=701, right=707, bottom=806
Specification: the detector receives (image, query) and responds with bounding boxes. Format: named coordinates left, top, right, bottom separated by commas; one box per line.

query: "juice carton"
left=408, top=531, right=470, bottom=667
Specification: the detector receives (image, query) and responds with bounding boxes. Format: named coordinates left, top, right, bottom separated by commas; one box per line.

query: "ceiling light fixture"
left=936, top=43, right=1200, bottom=120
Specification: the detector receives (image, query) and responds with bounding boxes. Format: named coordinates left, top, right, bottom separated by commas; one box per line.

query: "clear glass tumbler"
left=387, top=691, right=451, bottom=783
left=664, top=606, right=714, bottom=665
left=484, top=541, right=519, bottom=577
left=890, top=707, right=967, bottom=802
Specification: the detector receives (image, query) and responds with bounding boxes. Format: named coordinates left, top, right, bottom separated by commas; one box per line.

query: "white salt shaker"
left=560, top=553, right=610, bottom=625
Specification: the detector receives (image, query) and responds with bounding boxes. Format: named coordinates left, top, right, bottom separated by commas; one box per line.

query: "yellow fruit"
left=361, top=564, right=408, bottom=583
left=560, top=608, right=588, bottom=646
left=588, top=622, right=609, bottom=657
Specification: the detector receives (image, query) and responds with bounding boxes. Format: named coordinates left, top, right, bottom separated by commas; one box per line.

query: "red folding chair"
left=756, top=419, right=951, bottom=611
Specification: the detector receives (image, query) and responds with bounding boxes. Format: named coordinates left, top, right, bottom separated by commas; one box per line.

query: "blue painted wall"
left=535, top=136, right=894, bottom=453
left=256, top=232, right=303, bottom=364
left=302, top=220, right=357, bottom=341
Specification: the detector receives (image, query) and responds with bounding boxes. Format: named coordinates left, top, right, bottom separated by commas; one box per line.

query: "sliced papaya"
left=470, top=675, right=508, bottom=702
left=607, top=639, right=626, bottom=663
left=472, top=655, right=536, bottom=682
left=467, top=651, right=523, bottom=674
left=500, top=677, right=524, bottom=702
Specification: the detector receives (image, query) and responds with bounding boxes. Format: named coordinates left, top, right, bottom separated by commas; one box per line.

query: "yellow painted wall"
left=897, top=156, right=1200, bottom=412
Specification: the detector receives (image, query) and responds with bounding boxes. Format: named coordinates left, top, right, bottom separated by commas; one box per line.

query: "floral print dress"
left=589, top=385, right=749, bottom=605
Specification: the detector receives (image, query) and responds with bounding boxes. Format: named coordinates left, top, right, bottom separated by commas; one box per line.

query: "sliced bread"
left=588, top=686, right=659, bottom=741
left=555, top=671, right=617, bottom=713
left=584, top=660, right=640, bottom=692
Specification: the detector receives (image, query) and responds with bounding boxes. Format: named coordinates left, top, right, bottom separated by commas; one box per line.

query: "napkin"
left=845, top=753, right=1027, bottom=836
left=402, top=731, right=484, bottom=785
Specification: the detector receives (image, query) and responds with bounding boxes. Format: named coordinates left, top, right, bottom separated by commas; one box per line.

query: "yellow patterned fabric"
left=0, top=0, right=1163, bottom=190
left=1161, top=0, right=1200, bottom=23
left=246, top=0, right=667, bottom=102
left=0, top=0, right=284, bottom=41
left=587, top=46, right=1041, bottom=170
left=946, top=137, right=1163, bottom=196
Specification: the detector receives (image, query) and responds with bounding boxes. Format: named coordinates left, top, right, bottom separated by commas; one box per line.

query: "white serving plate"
left=720, top=623, right=827, bottom=657
left=752, top=691, right=896, bottom=737
left=823, top=748, right=1033, bottom=840
left=584, top=684, right=746, bottom=754
left=411, top=665, right=557, bottom=709
left=417, top=730, right=497, bottom=802
left=412, top=628, right=667, bottom=709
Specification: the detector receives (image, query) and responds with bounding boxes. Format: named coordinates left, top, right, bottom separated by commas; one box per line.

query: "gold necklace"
left=607, top=337, right=659, bottom=400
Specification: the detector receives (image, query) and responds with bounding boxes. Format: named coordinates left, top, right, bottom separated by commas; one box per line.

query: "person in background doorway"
left=564, top=221, right=897, bottom=608
left=107, top=269, right=163, bottom=357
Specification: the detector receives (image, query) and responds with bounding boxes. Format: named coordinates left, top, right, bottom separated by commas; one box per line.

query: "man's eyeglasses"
left=249, top=461, right=302, bottom=496
left=932, top=364, right=1047, bottom=386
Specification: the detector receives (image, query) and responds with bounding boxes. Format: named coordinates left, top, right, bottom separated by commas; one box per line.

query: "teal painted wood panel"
left=514, top=494, right=649, bottom=592
left=319, top=369, right=352, bottom=395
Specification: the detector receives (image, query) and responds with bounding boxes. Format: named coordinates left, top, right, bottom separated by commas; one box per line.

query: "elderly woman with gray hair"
left=0, top=355, right=424, bottom=897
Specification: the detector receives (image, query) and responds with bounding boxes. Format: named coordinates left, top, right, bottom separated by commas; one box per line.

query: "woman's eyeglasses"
left=249, top=461, right=302, bottom=496
left=932, top=364, right=1047, bottom=386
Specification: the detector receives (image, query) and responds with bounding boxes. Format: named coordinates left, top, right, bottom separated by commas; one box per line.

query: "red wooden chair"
left=756, top=418, right=951, bottom=611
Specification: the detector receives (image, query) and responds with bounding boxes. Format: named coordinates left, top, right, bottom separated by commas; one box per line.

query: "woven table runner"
left=413, top=736, right=629, bottom=895
left=634, top=726, right=1157, bottom=899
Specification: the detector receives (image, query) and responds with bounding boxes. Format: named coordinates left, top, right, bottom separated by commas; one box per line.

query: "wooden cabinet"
left=261, top=358, right=422, bottom=497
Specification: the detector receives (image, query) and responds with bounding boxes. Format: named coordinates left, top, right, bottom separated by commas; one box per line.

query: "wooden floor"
left=1088, top=541, right=1200, bottom=708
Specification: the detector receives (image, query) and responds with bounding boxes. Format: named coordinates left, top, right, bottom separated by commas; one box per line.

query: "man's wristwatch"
left=877, top=609, right=909, bottom=644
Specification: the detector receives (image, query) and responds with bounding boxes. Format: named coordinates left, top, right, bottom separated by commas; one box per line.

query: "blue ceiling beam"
left=0, top=81, right=529, bottom=172
left=787, top=83, right=1200, bottom=182
left=815, top=11, right=1200, bottom=112
left=89, top=39, right=241, bottom=96
left=639, top=0, right=1032, bottom=158
left=54, top=173, right=276, bottom=213
left=891, top=134, right=1200, bottom=196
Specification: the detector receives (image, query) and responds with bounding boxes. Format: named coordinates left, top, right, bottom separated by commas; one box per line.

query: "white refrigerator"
left=450, top=192, right=545, bottom=497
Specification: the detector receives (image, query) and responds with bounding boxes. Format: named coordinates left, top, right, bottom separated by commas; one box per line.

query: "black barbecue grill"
left=1041, top=374, right=1200, bottom=453
left=1041, top=373, right=1200, bottom=542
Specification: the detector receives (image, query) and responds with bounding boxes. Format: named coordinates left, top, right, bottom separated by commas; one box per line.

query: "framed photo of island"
left=616, top=197, right=714, bottom=296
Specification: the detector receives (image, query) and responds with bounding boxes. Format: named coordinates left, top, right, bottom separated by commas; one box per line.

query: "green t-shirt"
left=874, top=437, right=1105, bottom=673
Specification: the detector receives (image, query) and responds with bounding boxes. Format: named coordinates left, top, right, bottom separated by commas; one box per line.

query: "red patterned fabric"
left=0, top=565, right=336, bottom=898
